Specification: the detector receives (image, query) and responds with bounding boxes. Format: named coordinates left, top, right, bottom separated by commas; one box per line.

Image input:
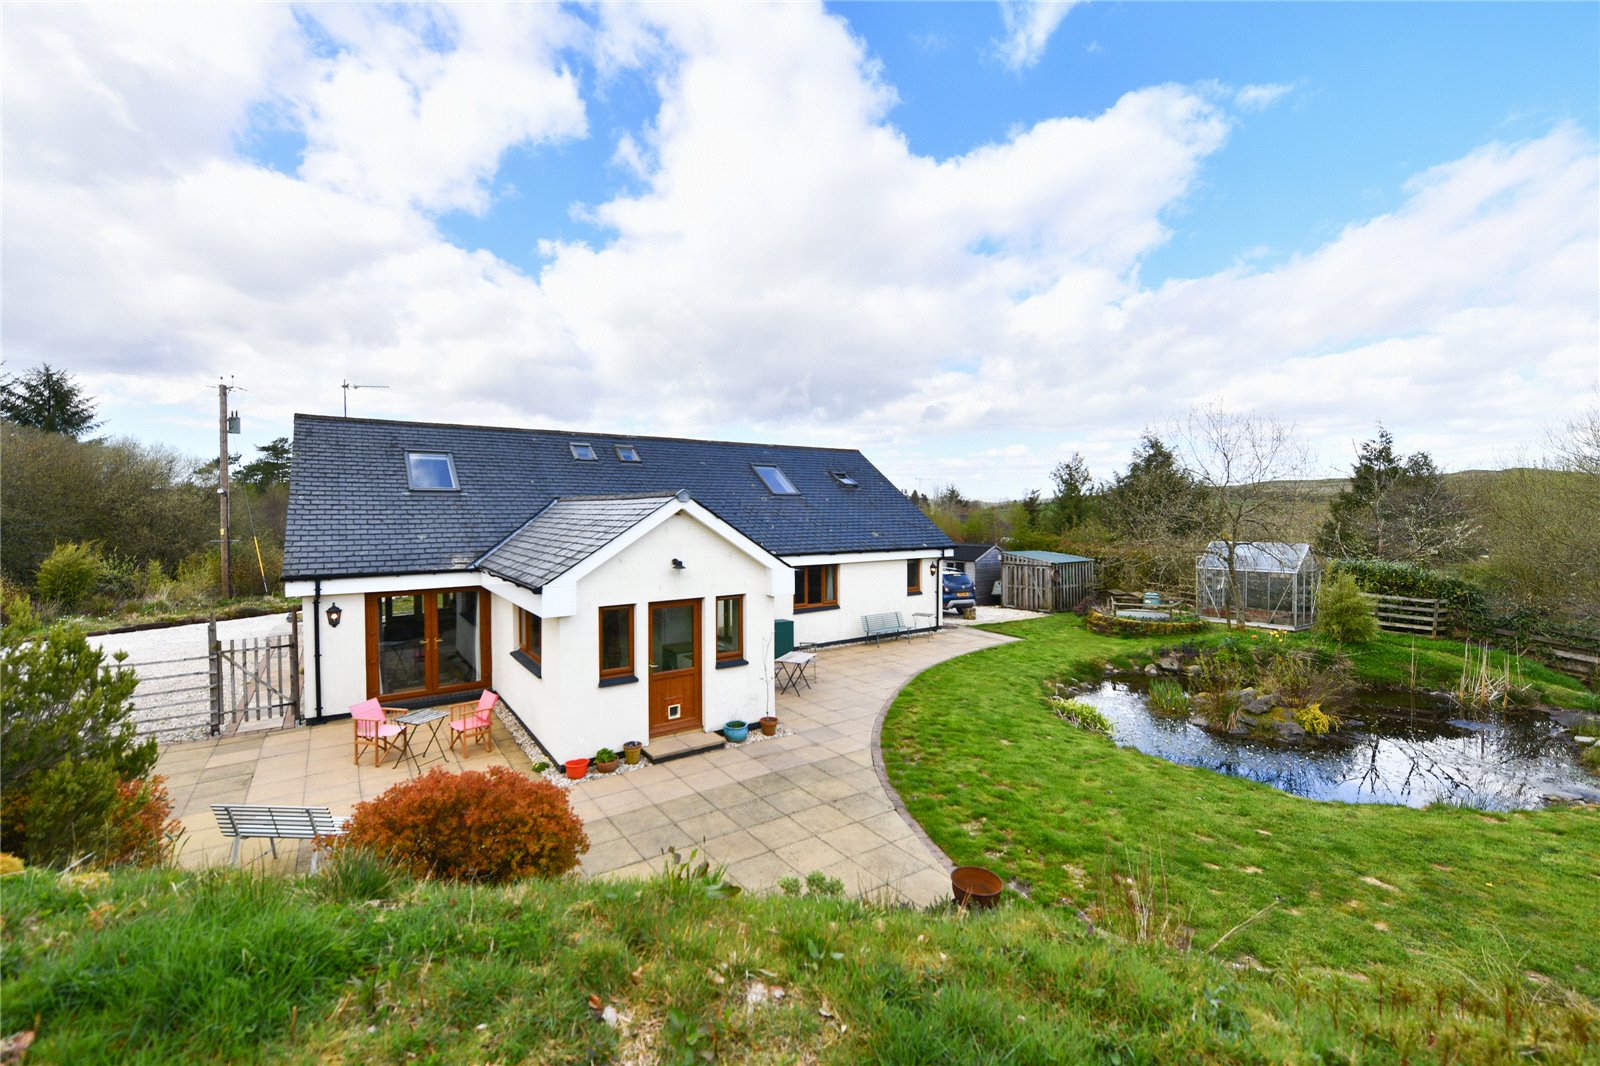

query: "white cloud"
left=994, top=1, right=1079, bottom=71
left=291, top=5, right=589, bottom=213
left=1234, top=82, right=1294, bottom=112
left=2, top=1, right=1593, bottom=498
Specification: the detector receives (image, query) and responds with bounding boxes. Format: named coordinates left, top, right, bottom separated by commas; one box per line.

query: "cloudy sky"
left=3, top=1, right=1596, bottom=497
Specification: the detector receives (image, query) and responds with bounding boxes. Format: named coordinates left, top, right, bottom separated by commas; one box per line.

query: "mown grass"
left=882, top=613, right=1600, bottom=1013
left=4, top=862, right=1598, bottom=1064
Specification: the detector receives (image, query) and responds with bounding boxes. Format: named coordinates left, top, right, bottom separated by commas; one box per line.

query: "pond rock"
left=1157, top=654, right=1184, bottom=673
left=1143, top=663, right=1161, bottom=676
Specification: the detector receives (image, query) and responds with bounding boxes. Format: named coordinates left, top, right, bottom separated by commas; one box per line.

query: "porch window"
left=907, top=560, right=922, bottom=595
left=716, top=595, right=743, bottom=661
left=599, top=605, right=633, bottom=679
left=367, top=588, right=487, bottom=698
left=794, top=564, right=838, bottom=610
left=519, top=608, right=541, bottom=666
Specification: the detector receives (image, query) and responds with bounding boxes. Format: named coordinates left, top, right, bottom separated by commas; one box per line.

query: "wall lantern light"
left=325, top=602, right=343, bottom=628
left=671, top=558, right=686, bottom=570
left=929, top=561, right=939, bottom=575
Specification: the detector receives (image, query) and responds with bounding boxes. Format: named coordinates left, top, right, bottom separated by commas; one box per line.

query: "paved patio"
left=154, top=625, right=1012, bottom=904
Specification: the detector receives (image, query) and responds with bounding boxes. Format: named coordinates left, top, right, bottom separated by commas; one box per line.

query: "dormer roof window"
left=406, top=452, right=458, bottom=491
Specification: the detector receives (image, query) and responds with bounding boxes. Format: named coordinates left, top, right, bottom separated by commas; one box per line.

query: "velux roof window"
left=830, top=471, right=858, bottom=488
left=570, top=443, right=597, bottom=460
left=406, top=452, right=458, bottom=491
left=615, top=444, right=641, bottom=462
left=753, top=464, right=800, bottom=495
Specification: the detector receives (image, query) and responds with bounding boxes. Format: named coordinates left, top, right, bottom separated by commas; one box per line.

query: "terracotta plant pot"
left=951, top=865, right=1003, bottom=909
left=564, top=758, right=589, bottom=781
left=759, top=716, right=778, bottom=736
left=623, top=741, right=643, bottom=765
left=595, top=758, right=620, bottom=774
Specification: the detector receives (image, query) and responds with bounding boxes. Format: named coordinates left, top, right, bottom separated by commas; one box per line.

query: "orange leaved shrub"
left=340, top=767, right=588, bottom=883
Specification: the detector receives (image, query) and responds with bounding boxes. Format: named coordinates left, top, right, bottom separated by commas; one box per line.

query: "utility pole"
left=218, top=380, right=234, bottom=599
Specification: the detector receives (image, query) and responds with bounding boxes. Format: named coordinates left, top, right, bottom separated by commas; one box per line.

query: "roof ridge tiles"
left=292, top=412, right=864, bottom=455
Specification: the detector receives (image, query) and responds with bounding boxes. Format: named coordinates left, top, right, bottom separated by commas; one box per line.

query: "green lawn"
left=882, top=613, right=1600, bottom=1002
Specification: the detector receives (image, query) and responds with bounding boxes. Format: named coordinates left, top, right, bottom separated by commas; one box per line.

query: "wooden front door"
left=648, top=599, right=702, bottom=737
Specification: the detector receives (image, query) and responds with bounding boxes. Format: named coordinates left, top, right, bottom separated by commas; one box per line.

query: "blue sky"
left=4, top=2, right=1597, bottom=496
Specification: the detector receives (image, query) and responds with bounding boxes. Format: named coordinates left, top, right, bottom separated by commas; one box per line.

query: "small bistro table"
left=774, top=650, right=816, bottom=695
left=392, top=707, right=449, bottom=772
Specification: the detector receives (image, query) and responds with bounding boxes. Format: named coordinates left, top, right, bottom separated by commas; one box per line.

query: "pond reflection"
left=1078, top=679, right=1599, bottom=810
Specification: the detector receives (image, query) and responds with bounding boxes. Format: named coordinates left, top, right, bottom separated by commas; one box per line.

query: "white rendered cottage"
left=281, top=415, right=953, bottom=763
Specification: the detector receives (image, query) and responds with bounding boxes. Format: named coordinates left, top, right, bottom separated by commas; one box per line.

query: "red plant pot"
left=564, top=758, right=589, bottom=781
left=759, top=716, right=778, bottom=736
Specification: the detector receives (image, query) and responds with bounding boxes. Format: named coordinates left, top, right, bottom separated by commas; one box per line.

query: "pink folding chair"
left=351, top=698, right=406, bottom=766
left=449, top=690, right=498, bottom=757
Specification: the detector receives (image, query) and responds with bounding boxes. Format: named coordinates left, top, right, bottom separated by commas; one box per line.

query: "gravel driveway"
left=90, top=614, right=294, bottom=741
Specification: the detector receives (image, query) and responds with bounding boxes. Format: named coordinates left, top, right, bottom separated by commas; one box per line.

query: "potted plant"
left=564, top=757, right=589, bottom=780
left=724, top=720, right=749, bottom=743
left=623, top=740, right=643, bottom=765
left=759, top=715, right=778, bottom=736
left=594, top=747, right=621, bottom=774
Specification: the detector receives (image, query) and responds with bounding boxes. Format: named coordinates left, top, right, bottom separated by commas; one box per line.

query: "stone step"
left=643, top=731, right=726, bottom=764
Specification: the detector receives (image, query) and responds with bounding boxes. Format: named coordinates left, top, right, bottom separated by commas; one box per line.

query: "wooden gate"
left=209, top=612, right=301, bottom=736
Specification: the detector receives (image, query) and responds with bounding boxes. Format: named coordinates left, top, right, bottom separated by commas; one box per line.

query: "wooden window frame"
left=907, top=559, right=922, bottom=595
left=794, top=564, right=839, bottom=610
left=364, top=587, right=491, bottom=700
left=518, top=608, right=542, bottom=666
left=598, top=604, right=634, bottom=679
left=715, top=595, right=744, bottom=662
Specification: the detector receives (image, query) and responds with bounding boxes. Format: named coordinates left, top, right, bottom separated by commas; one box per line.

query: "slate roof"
left=283, top=415, right=953, bottom=580
left=1198, top=542, right=1315, bottom=574
left=476, top=496, right=676, bottom=591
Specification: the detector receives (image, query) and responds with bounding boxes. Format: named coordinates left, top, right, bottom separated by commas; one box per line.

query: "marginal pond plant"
left=1147, top=677, right=1189, bottom=716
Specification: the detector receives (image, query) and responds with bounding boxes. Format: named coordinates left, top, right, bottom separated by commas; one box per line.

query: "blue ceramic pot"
left=724, top=720, right=750, bottom=743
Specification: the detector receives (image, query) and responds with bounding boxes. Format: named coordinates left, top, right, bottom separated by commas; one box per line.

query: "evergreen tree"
left=1318, top=428, right=1474, bottom=563
left=0, top=363, right=102, bottom=439
left=1047, top=452, right=1093, bottom=531
left=235, top=437, right=293, bottom=489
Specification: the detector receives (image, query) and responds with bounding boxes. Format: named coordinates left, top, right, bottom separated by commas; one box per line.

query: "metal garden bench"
left=211, top=804, right=348, bottom=873
left=862, top=611, right=915, bottom=644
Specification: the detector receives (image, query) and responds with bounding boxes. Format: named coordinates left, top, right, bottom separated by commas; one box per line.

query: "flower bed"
left=1085, top=610, right=1207, bottom=638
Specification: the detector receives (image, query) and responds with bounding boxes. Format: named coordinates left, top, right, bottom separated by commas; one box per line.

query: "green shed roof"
left=1005, top=550, right=1095, bottom=564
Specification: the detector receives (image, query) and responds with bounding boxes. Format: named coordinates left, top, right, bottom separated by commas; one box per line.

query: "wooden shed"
left=1001, top=550, right=1097, bottom=613
left=948, top=544, right=1003, bottom=604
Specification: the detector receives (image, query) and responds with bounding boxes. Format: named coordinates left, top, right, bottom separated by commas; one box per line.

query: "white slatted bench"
left=212, top=804, right=348, bottom=874
left=862, top=611, right=914, bottom=644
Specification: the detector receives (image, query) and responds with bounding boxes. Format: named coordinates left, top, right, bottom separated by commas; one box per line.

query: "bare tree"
left=1474, top=402, right=1600, bottom=622
left=1169, top=406, right=1313, bottom=628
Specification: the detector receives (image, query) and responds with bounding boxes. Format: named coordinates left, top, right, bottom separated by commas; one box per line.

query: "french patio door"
left=365, top=589, right=491, bottom=699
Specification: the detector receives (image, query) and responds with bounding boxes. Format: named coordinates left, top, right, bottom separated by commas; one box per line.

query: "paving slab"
left=150, top=627, right=1013, bottom=903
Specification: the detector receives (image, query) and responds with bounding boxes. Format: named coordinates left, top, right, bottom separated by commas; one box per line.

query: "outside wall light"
left=671, top=558, right=686, bottom=570
left=930, top=561, right=939, bottom=574
left=325, top=602, right=343, bottom=628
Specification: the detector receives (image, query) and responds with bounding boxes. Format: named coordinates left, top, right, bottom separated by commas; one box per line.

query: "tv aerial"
left=341, top=379, right=390, bottom=417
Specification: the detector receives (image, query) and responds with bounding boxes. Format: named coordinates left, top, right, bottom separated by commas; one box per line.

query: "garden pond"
left=1077, top=677, right=1600, bottom=811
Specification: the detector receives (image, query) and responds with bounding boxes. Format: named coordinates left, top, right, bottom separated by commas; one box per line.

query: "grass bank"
left=4, top=862, right=1597, bottom=1063
left=881, top=614, right=1600, bottom=1009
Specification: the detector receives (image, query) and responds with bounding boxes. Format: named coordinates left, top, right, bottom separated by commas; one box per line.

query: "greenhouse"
left=1196, top=541, right=1320, bottom=630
